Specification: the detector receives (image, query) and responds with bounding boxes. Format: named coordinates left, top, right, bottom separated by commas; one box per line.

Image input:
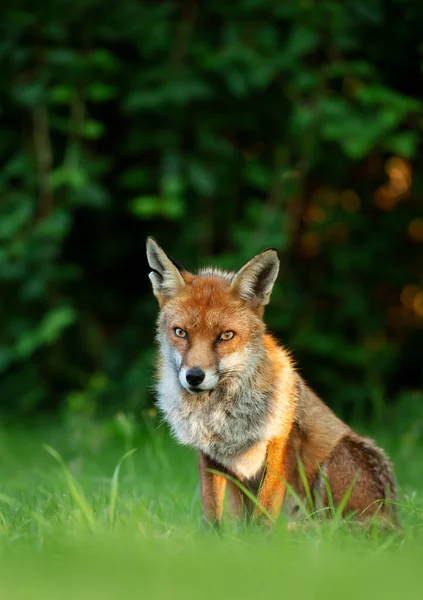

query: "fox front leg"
left=226, top=479, right=252, bottom=521
left=253, top=438, right=287, bottom=524
left=198, top=452, right=227, bottom=526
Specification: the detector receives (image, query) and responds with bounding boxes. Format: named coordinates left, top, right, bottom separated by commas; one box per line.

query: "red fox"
left=146, top=237, right=397, bottom=526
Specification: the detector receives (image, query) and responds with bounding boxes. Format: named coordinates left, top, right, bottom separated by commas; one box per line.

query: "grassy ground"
left=0, top=410, right=422, bottom=599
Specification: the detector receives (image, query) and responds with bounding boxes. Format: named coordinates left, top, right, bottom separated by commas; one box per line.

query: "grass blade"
left=207, top=469, right=275, bottom=524
left=0, top=493, right=17, bottom=507
left=316, top=464, right=335, bottom=518
left=283, top=479, right=311, bottom=519
left=108, top=448, right=137, bottom=529
left=296, top=453, right=315, bottom=513
left=44, top=444, right=95, bottom=528
left=333, top=471, right=359, bottom=526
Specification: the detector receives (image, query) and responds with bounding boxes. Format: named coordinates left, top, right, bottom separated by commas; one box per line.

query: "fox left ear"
left=231, top=249, right=280, bottom=310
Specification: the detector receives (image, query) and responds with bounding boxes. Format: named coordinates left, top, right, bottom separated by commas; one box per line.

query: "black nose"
left=186, top=368, right=205, bottom=387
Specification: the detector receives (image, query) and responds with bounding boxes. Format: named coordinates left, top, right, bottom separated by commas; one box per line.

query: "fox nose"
left=186, top=368, right=205, bottom=387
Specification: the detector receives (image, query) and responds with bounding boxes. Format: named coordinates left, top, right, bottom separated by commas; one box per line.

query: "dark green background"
left=1, top=0, right=422, bottom=423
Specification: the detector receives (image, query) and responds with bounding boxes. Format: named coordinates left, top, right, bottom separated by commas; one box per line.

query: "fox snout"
left=179, top=365, right=219, bottom=395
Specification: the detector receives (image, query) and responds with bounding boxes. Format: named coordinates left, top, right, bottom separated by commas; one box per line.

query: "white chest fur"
left=157, top=368, right=283, bottom=480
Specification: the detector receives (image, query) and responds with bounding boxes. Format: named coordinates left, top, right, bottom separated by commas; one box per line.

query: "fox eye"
left=219, top=331, right=235, bottom=341
left=174, top=327, right=187, bottom=339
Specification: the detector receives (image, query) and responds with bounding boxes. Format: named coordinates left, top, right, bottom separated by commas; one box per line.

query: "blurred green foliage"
left=1, top=0, right=423, bottom=419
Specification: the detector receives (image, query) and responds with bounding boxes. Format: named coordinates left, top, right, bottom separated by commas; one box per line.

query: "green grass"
left=0, top=411, right=422, bottom=599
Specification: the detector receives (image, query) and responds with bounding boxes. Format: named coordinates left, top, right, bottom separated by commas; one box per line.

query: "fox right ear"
left=231, top=248, right=280, bottom=312
left=146, top=237, right=185, bottom=305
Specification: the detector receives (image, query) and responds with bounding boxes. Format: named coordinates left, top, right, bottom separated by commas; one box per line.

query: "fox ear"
left=231, top=249, right=279, bottom=310
left=146, top=237, right=185, bottom=304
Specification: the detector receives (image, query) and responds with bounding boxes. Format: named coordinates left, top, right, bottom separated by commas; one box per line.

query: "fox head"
left=146, top=237, right=279, bottom=395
